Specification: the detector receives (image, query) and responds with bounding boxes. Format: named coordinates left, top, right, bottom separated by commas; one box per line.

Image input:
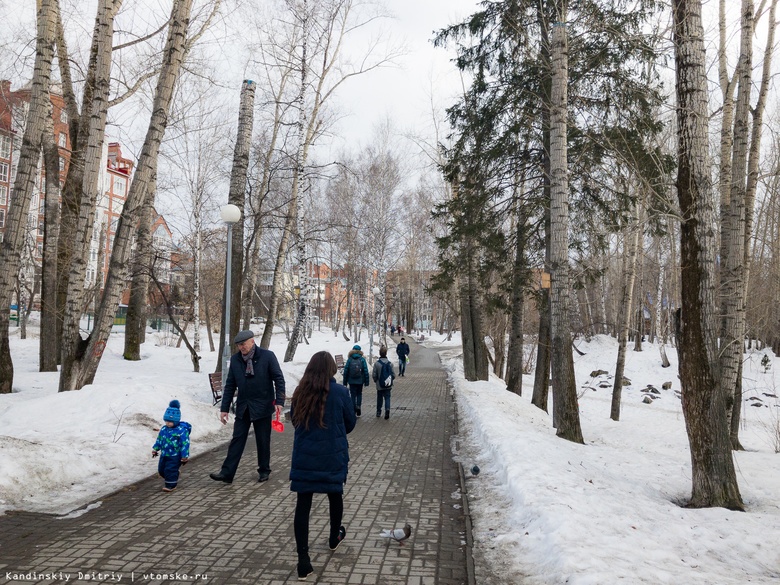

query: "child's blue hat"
left=352, top=345, right=361, bottom=350
left=164, top=400, right=181, bottom=423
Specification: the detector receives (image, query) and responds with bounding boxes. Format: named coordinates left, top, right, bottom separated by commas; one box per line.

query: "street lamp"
left=221, top=204, right=241, bottom=386
left=370, top=285, right=382, bottom=364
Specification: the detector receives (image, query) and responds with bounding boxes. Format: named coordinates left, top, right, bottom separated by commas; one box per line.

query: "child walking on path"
left=372, top=346, right=396, bottom=419
left=152, top=400, right=192, bottom=492
left=342, top=344, right=370, bottom=417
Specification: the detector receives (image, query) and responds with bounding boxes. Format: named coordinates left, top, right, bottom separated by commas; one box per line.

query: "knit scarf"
left=242, top=345, right=256, bottom=377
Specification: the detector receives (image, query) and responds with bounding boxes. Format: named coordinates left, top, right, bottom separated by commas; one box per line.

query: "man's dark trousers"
left=220, top=409, right=272, bottom=478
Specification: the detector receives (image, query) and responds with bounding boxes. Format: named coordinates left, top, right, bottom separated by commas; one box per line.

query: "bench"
left=209, top=372, right=222, bottom=405
left=334, top=354, right=345, bottom=372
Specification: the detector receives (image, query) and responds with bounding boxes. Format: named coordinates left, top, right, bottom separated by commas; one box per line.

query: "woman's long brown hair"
left=291, top=351, right=337, bottom=430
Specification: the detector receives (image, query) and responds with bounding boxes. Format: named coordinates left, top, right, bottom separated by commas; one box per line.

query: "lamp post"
left=371, top=285, right=382, bottom=364
left=220, top=204, right=241, bottom=386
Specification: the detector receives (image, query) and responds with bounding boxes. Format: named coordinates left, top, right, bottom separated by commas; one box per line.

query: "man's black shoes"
left=258, top=473, right=270, bottom=482
left=209, top=472, right=233, bottom=484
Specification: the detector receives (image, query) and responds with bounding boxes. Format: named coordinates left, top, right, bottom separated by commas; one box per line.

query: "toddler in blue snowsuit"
left=152, top=400, right=192, bottom=492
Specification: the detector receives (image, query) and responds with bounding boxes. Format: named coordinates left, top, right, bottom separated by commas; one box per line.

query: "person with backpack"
left=342, top=344, right=370, bottom=417
left=372, top=345, right=396, bottom=419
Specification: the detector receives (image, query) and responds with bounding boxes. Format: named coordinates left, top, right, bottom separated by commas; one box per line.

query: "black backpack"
left=347, top=357, right=363, bottom=383
left=378, top=360, right=393, bottom=389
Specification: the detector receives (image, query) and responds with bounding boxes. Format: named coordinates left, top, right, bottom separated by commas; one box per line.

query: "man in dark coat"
left=395, top=337, right=410, bottom=377
left=210, top=330, right=286, bottom=484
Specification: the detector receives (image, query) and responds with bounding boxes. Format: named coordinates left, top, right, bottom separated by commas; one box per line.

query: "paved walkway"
left=0, top=339, right=472, bottom=585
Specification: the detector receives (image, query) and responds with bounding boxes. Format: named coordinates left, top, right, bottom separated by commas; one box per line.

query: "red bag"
left=272, top=411, right=284, bottom=433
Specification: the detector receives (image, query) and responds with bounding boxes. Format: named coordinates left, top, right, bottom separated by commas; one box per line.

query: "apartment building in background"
left=0, top=79, right=177, bottom=313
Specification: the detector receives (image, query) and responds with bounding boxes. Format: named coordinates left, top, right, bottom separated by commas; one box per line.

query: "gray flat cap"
left=233, top=330, right=255, bottom=344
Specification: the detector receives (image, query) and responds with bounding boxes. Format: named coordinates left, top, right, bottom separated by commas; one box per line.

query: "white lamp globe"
left=220, top=204, right=241, bottom=224
left=372, top=286, right=381, bottom=296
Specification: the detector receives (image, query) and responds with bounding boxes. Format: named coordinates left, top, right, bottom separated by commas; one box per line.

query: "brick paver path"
left=0, top=339, right=470, bottom=584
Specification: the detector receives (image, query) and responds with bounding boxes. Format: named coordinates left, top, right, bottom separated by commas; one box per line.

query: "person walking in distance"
left=290, top=351, right=356, bottom=580
left=342, top=344, right=370, bottom=417
left=395, top=337, right=410, bottom=377
left=210, top=330, right=286, bottom=484
left=373, top=346, right=396, bottom=419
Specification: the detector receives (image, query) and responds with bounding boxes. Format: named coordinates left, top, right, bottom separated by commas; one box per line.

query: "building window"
left=59, top=157, right=65, bottom=172
left=38, top=221, right=44, bottom=234
left=58, top=132, right=67, bottom=148
left=0, top=185, right=6, bottom=205
left=37, top=242, right=43, bottom=256
left=113, top=176, right=126, bottom=197
left=0, top=162, right=8, bottom=182
left=60, top=109, right=67, bottom=124
left=0, top=135, right=10, bottom=159
left=0, top=209, right=5, bottom=228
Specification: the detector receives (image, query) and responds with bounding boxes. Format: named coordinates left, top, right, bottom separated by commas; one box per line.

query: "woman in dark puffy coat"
left=289, top=351, right=356, bottom=580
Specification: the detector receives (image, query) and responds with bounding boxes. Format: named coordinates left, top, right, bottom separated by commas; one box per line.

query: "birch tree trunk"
left=123, top=179, right=156, bottom=360
left=531, top=1, right=552, bottom=412
left=284, top=0, right=312, bottom=363
left=54, top=0, right=120, bottom=366
left=611, top=202, right=641, bottom=421
left=57, top=0, right=121, bottom=390
left=719, top=0, right=753, bottom=450
left=506, top=198, right=527, bottom=395
left=548, top=19, right=583, bottom=443
left=40, top=102, right=61, bottom=371
left=734, top=0, right=778, bottom=445
left=242, top=71, right=291, bottom=331
left=59, top=0, right=193, bottom=391
left=673, top=0, right=743, bottom=509
left=0, top=0, right=57, bottom=393
left=216, top=79, right=255, bottom=368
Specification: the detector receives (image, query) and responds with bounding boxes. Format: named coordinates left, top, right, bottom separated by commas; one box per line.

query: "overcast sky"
left=325, top=0, right=480, bottom=155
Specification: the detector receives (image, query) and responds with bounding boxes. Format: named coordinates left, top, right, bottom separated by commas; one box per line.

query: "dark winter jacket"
left=153, top=421, right=192, bottom=458
left=372, top=357, right=395, bottom=390
left=289, top=379, right=356, bottom=493
left=221, top=346, right=286, bottom=420
left=396, top=342, right=410, bottom=360
left=343, top=349, right=370, bottom=386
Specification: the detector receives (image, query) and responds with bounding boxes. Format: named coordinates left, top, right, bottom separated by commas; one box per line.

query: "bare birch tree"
left=59, top=0, right=194, bottom=391
left=260, top=0, right=400, bottom=352
left=548, top=16, right=583, bottom=443
left=673, top=0, right=743, bottom=509
left=0, top=0, right=57, bottom=394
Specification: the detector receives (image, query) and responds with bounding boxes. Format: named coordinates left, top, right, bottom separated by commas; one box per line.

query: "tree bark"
left=720, top=0, right=753, bottom=450
left=40, top=101, right=61, bottom=371
left=734, top=0, right=778, bottom=447
left=673, top=0, right=743, bottom=509
left=285, top=1, right=312, bottom=363
left=54, top=0, right=117, bottom=365
left=217, top=79, right=254, bottom=364
left=57, top=0, right=122, bottom=390
left=123, top=178, right=156, bottom=360
left=0, top=0, right=57, bottom=393
left=611, top=203, right=641, bottom=421
left=59, top=0, right=192, bottom=391
left=531, top=0, right=552, bottom=413
left=548, top=20, right=583, bottom=443
left=506, top=197, right=527, bottom=395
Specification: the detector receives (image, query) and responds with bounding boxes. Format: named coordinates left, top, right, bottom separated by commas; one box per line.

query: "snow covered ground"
left=1, top=323, right=779, bottom=583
